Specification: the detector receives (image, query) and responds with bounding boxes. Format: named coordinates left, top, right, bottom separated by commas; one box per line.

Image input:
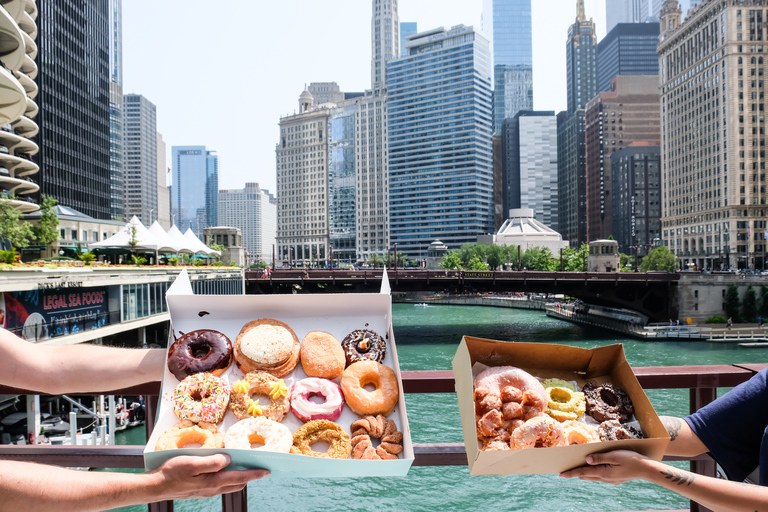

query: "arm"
left=560, top=450, right=768, bottom=512
left=658, top=415, right=708, bottom=457
left=0, top=328, right=165, bottom=394
left=0, top=455, right=269, bottom=512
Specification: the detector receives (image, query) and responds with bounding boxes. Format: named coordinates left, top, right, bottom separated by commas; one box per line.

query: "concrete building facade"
left=109, top=0, right=124, bottom=221
left=122, top=94, right=157, bottom=227
left=598, top=23, right=661, bottom=92
left=218, top=183, right=276, bottom=266
left=156, top=133, right=170, bottom=230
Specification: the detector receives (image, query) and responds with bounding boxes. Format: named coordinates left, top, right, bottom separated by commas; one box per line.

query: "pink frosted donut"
left=171, top=372, right=230, bottom=424
left=290, top=378, right=345, bottom=422
left=473, top=366, right=548, bottom=410
left=511, top=416, right=568, bottom=449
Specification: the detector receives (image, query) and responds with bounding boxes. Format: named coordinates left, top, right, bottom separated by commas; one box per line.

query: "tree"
left=440, top=251, right=463, bottom=271
left=31, top=195, right=59, bottom=252
left=368, top=254, right=386, bottom=268
left=724, top=283, right=741, bottom=322
left=520, top=247, right=556, bottom=271
left=639, top=245, right=677, bottom=272
left=0, top=198, right=34, bottom=249
left=742, top=285, right=758, bottom=323
left=759, top=285, right=768, bottom=319
left=563, top=244, right=588, bottom=272
left=485, top=244, right=505, bottom=270
left=465, top=255, right=489, bottom=271
left=209, top=243, right=225, bottom=262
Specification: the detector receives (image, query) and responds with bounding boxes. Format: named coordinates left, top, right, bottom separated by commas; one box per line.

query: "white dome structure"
left=478, top=208, right=569, bottom=254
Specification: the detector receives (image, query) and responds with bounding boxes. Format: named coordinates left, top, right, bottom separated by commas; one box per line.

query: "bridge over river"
left=245, top=269, right=679, bottom=322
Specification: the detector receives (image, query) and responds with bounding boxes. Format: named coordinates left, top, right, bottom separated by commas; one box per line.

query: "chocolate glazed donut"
left=341, top=329, right=387, bottom=366
left=167, top=329, right=233, bottom=381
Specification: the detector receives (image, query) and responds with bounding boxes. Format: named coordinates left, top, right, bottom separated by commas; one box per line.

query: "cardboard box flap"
left=166, top=268, right=193, bottom=296
left=380, top=269, right=391, bottom=295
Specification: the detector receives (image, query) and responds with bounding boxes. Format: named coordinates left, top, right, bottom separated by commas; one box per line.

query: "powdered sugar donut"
left=224, top=416, right=292, bottom=452
left=290, top=377, right=345, bottom=422
left=171, top=372, right=230, bottom=424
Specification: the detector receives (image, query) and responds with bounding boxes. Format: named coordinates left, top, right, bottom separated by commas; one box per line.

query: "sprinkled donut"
left=229, top=371, right=290, bottom=422
left=224, top=416, right=293, bottom=452
left=341, top=329, right=387, bottom=366
left=290, top=378, right=345, bottom=422
left=171, top=372, right=230, bottom=424
left=167, top=329, right=233, bottom=381
left=289, top=419, right=352, bottom=459
left=155, top=420, right=224, bottom=451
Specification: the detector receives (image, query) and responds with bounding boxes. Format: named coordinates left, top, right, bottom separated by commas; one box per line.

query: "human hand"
left=148, top=454, right=269, bottom=500
left=559, top=450, right=651, bottom=485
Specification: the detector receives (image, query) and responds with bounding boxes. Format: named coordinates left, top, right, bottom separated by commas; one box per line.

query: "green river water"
left=108, top=303, right=768, bottom=512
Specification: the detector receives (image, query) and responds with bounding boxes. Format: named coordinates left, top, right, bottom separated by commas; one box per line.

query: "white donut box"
left=143, top=269, right=414, bottom=478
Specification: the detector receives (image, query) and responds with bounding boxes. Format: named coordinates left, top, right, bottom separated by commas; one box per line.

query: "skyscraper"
left=36, top=0, right=111, bottom=219
left=122, top=94, right=157, bottom=226
left=399, top=22, right=417, bottom=57
left=109, top=0, right=124, bottom=220
left=218, top=183, right=276, bottom=265
left=502, top=111, right=559, bottom=231
left=566, top=0, right=598, bottom=114
left=171, top=146, right=218, bottom=237
left=387, top=26, right=494, bottom=257
left=328, top=103, right=357, bottom=265
left=156, top=133, right=170, bottom=229
left=606, top=0, right=694, bottom=31
left=597, top=23, right=660, bottom=92
left=482, top=0, right=534, bottom=134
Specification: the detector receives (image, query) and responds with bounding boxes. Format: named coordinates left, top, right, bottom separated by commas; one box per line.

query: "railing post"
left=690, top=387, right=718, bottom=512
left=222, top=489, right=248, bottom=512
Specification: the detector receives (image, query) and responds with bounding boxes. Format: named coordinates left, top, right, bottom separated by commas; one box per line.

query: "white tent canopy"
left=90, top=216, right=166, bottom=252
left=183, top=228, right=220, bottom=256
left=166, top=225, right=195, bottom=254
left=147, top=221, right=185, bottom=253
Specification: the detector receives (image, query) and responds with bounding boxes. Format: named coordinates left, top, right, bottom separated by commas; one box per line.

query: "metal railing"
left=0, top=364, right=763, bottom=512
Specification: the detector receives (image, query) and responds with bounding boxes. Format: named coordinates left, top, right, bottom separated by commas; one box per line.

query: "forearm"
left=638, top=459, right=768, bottom=512
left=0, top=460, right=163, bottom=512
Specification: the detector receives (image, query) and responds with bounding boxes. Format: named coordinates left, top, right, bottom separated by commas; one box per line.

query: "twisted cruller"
left=350, top=414, right=404, bottom=460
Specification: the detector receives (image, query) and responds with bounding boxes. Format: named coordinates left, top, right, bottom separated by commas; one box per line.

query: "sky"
left=122, top=0, right=607, bottom=194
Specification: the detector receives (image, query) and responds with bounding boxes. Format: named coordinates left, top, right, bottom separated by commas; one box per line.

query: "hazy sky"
left=122, top=0, right=607, bottom=193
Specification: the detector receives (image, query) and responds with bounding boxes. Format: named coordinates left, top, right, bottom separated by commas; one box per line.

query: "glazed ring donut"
left=583, top=382, right=635, bottom=423
left=340, top=360, right=400, bottom=416
left=341, top=329, right=387, bottom=366
left=171, top=372, right=230, bottom=424
left=510, top=416, right=568, bottom=450
left=167, top=329, right=233, bottom=381
left=350, top=414, right=404, bottom=460
left=290, top=378, right=345, bottom=422
left=545, top=386, right=586, bottom=422
left=155, top=420, right=224, bottom=451
left=229, top=371, right=290, bottom=421
left=224, top=417, right=293, bottom=452
left=289, top=419, right=352, bottom=459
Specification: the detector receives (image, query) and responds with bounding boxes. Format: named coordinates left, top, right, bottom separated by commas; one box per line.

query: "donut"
left=510, top=415, right=568, bottom=450
left=234, top=318, right=300, bottom=378
left=597, top=419, right=644, bottom=441
left=544, top=386, right=586, bottom=422
left=290, top=378, right=345, bottom=422
left=473, top=367, right=548, bottom=412
left=167, top=329, right=233, bottom=381
left=341, top=329, right=387, bottom=366
left=340, top=360, right=400, bottom=416
left=289, top=419, right=352, bottom=459
left=155, top=420, right=224, bottom=451
left=229, top=371, right=290, bottom=422
left=583, top=382, right=635, bottom=423
left=171, top=372, right=230, bottom=424
left=350, top=414, right=404, bottom=460
left=542, top=378, right=575, bottom=391
left=299, top=331, right=346, bottom=379
left=224, top=416, right=293, bottom=452
left=561, top=420, right=600, bottom=445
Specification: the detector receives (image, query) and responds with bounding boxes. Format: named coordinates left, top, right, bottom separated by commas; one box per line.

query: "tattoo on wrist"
left=662, top=417, right=683, bottom=441
left=661, top=468, right=695, bottom=486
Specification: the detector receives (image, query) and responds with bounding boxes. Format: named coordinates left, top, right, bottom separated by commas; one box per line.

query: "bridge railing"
left=1, top=364, right=760, bottom=512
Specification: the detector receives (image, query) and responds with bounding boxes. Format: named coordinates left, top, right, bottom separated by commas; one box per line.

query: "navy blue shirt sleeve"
left=684, top=367, right=768, bottom=484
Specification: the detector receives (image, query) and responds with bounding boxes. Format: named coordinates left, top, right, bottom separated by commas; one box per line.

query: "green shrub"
left=0, top=249, right=17, bottom=264
left=705, top=315, right=728, bottom=324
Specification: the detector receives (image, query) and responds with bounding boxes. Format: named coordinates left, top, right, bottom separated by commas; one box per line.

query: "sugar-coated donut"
left=167, top=329, right=233, bottom=381
left=510, top=416, right=568, bottom=449
left=290, top=378, right=345, bottom=422
left=561, top=420, right=600, bottom=445
left=155, top=420, right=224, bottom=451
left=171, top=372, right=230, bottom=424
left=341, top=329, right=387, bottom=366
left=299, top=331, right=346, bottom=379
left=224, top=416, right=293, bottom=452
left=340, top=360, right=399, bottom=416
left=289, top=419, right=352, bottom=459
left=229, top=371, right=290, bottom=422
left=473, top=366, right=548, bottom=411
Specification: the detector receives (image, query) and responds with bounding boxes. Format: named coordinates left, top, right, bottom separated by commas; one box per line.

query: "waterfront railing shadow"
left=0, top=365, right=762, bottom=512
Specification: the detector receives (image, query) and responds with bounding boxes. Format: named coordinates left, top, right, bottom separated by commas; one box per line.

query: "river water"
left=108, top=304, right=768, bottom=512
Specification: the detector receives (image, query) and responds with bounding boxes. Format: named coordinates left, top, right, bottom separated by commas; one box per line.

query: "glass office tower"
left=171, top=146, right=218, bottom=237
left=387, top=26, right=494, bottom=258
left=482, top=0, right=534, bottom=134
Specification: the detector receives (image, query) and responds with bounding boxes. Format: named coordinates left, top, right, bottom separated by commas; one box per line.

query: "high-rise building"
left=0, top=1, right=41, bottom=214
left=328, top=102, right=357, bottom=265
left=598, top=23, right=660, bottom=92
left=218, top=183, right=277, bottom=265
left=122, top=94, right=157, bottom=226
left=558, top=0, right=597, bottom=247
left=276, top=89, right=331, bottom=267
left=502, top=111, right=559, bottom=232
left=611, top=143, right=661, bottom=256
left=109, top=0, right=124, bottom=220
left=658, top=0, right=759, bottom=271
left=36, top=0, right=111, bottom=219
left=387, top=25, right=494, bottom=258
left=585, top=75, right=660, bottom=241
left=400, top=22, right=417, bottom=57
left=156, top=132, right=170, bottom=230
left=482, top=0, right=534, bottom=134
left=307, top=82, right=344, bottom=106
left=171, top=146, right=218, bottom=238
left=606, top=0, right=695, bottom=31
left=355, top=0, right=399, bottom=262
